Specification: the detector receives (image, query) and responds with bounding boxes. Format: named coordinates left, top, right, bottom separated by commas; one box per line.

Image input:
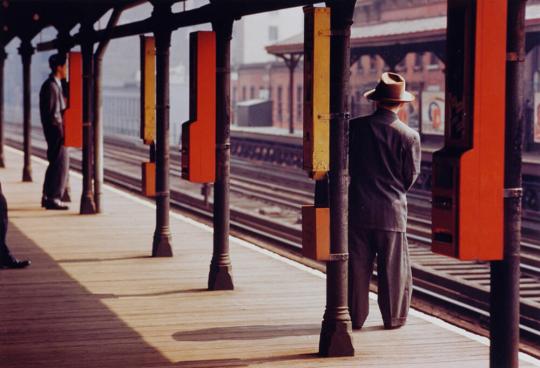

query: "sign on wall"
left=421, top=91, right=445, bottom=136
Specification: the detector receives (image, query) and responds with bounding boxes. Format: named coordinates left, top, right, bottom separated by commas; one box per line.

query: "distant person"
left=348, top=72, right=421, bottom=330
left=39, top=54, right=69, bottom=210
left=0, top=183, right=30, bottom=269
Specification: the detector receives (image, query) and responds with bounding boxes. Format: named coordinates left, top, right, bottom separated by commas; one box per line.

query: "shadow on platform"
left=173, top=324, right=320, bottom=341
left=0, top=222, right=173, bottom=368
left=172, top=353, right=319, bottom=368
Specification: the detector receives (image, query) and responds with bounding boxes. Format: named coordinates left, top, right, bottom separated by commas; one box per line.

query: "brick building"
left=232, top=0, right=540, bottom=150
left=232, top=0, right=448, bottom=131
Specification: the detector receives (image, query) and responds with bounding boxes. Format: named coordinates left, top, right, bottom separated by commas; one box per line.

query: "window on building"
left=370, top=55, right=377, bottom=73
left=414, top=53, right=423, bottom=71
left=242, top=86, right=246, bottom=101
left=232, top=86, right=237, bottom=106
left=250, top=86, right=255, bottom=99
left=277, top=86, right=283, bottom=122
left=268, top=26, right=279, bottom=42
left=427, top=52, right=440, bottom=70
left=296, top=85, right=303, bottom=122
left=356, top=58, right=363, bottom=72
left=396, top=59, right=406, bottom=72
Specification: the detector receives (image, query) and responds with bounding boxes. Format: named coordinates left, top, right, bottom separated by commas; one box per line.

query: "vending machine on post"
left=63, top=52, right=82, bottom=148
left=431, top=0, right=507, bottom=260
left=181, top=31, right=216, bottom=183
left=140, top=35, right=156, bottom=197
left=302, top=6, right=331, bottom=261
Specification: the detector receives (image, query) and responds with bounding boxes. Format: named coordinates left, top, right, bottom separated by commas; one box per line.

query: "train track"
left=4, top=124, right=539, bottom=353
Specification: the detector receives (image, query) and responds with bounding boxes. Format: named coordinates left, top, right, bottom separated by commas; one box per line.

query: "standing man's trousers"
left=0, top=183, right=14, bottom=263
left=348, top=228, right=412, bottom=329
left=43, top=138, right=68, bottom=200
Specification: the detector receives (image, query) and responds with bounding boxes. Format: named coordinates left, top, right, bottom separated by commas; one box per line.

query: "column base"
left=152, top=232, right=173, bottom=257
left=208, top=263, right=234, bottom=290
left=318, top=319, right=355, bottom=357
left=80, top=194, right=96, bottom=214
left=22, top=167, right=32, bottom=182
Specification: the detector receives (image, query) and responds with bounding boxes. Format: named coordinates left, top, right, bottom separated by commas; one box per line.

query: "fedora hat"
left=363, top=72, right=415, bottom=102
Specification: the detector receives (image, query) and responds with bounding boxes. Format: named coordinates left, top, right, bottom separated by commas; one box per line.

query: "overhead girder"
left=36, top=0, right=321, bottom=51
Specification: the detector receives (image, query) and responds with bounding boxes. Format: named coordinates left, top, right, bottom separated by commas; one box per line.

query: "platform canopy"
left=266, top=3, right=540, bottom=62
left=0, top=1, right=148, bottom=46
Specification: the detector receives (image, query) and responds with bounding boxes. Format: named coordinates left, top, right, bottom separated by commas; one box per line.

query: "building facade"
left=232, top=0, right=448, bottom=131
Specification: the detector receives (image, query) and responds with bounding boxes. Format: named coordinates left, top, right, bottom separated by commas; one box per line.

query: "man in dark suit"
left=0, top=182, right=30, bottom=269
left=348, top=72, right=421, bottom=330
left=39, top=54, right=69, bottom=210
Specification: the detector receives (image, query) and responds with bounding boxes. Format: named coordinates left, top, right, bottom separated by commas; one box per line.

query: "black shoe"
left=0, top=259, right=31, bottom=269
left=41, top=196, right=47, bottom=208
left=45, top=198, right=69, bottom=210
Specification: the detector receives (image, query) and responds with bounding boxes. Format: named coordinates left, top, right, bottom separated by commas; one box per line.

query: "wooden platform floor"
left=1, top=147, right=538, bottom=368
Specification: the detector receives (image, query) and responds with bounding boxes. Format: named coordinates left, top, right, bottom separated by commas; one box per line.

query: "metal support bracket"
left=318, top=112, right=351, bottom=120
left=216, top=143, right=231, bottom=150
left=503, top=187, right=523, bottom=198
left=506, top=52, right=525, bottom=62
left=328, top=253, right=349, bottom=261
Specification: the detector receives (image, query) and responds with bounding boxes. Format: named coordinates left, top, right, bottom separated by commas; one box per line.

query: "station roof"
left=266, top=4, right=540, bottom=57
left=0, top=0, right=147, bottom=46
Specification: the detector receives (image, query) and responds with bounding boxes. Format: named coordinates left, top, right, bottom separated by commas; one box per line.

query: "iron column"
left=93, top=9, right=121, bottom=213
left=93, top=50, right=104, bottom=213
left=490, top=0, right=526, bottom=367
left=283, top=55, right=301, bottom=135
left=80, top=25, right=97, bottom=214
left=0, top=47, right=6, bottom=168
left=208, top=18, right=234, bottom=290
left=151, top=2, right=173, bottom=257
left=19, top=40, right=34, bottom=182
left=319, top=0, right=356, bottom=357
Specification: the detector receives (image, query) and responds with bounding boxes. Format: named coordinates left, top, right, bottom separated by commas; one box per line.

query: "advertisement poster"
left=421, top=91, right=445, bottom=135
left=534, top=93, right=540, bottom=143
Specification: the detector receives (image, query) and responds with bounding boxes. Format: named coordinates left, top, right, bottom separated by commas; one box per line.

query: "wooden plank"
left=0, top=148, right=537, bottom=368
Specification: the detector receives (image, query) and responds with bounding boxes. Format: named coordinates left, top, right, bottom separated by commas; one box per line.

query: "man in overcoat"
left=0, top=182, right=31, bottom=269
left=348, top=72, right=421, bottom=329
left=39, top=54, right=69, bottom=210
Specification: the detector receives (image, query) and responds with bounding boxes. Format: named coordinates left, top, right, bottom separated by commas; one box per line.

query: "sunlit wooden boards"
left=302, top=206, right=330, bottom=261
left=303, top=6, right=330, bottom=180
left=140, top=36, right=156, bottom=197
left=302, top=7, right=331, bottom=262
left=64, top=52, right=82, bottom=148
left=432, top=0, right=507, bottom=260
left=181, top=31, right=216, bottom=183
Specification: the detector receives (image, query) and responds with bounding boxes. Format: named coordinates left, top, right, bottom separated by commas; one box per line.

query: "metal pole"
left=288, top=58, right=295, bottom=135
left=319, top=0, right=355, bottom=357
left=19, top=40, right=34, bottom=182
left=93, top=9, right=121, bottom=213
left=0, top=47, right=6, bottom=168
left=93, top=53, right=104, bottom=213
left=151, top=2, right=173, bottom=257
left=80, top=26, right=96, bottom=214
left=489, top=0, right=526, bottom=366
left=208, top=17, right=234, bottom=290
